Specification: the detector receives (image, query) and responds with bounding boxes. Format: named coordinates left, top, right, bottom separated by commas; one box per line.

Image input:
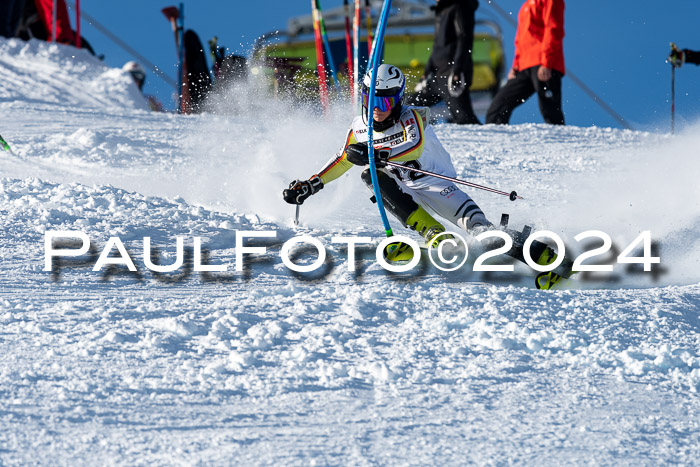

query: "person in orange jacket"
left=486, top=0, right=565, bottom=125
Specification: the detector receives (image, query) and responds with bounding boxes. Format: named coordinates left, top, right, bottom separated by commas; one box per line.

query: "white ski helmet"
left=361, top=63, right=406, bottom=131
left=123, top=61, right=146, bottom=89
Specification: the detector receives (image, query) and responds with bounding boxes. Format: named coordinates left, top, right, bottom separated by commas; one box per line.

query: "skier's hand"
left=282, top=175, right=323, bottom=205
left=345, top=143, right=389, bottom=168
left=537, top=66, right=552, bottom=82
left=507, top=68, right=517, bottom=80
left=668, top=44, right=685, bottom=68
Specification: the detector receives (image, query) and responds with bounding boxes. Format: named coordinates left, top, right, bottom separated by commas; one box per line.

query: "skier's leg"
left=533, top=69, right=565, bottom=125
left=408, top=181, right=491, bottom=233
left=485, top=69, right=536, bottom=124
left=360, top=168, right=449, bottom=247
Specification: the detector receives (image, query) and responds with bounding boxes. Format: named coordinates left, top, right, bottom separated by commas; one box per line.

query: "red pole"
left=312, top=0, right=329, bottom=112
left=365, top=0, right=373, bottom=54
left=75, top=0, right=81, bottom=48
left=344, top=0, right=354, bottom=97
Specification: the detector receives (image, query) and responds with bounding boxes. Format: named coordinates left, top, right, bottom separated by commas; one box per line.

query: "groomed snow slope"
left=1, top=39, right=699, bottom=465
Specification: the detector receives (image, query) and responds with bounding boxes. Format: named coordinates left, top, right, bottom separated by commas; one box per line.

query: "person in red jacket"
left=32, top=0, right=75, bottom=44
left=486, top=0, right=565, bottom=125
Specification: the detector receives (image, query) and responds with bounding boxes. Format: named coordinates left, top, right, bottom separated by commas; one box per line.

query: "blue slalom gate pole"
left=366, top=0, right=393, bottom=237
left=177, top=3, right=185, bottom=113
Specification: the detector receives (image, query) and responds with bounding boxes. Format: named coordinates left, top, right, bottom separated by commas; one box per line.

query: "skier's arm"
left=316, top=128, right=358, bottom=184
left=540, top=0, right=565, bottom=71
left=382, top=109, right=426, bottom=163
left=282, top=128, right=357, bottom=205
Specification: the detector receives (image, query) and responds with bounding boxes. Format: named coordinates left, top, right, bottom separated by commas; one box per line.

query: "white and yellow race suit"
left=314, top=106, right=490, bottom=231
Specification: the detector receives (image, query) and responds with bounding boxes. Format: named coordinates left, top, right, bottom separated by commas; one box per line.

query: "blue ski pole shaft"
left=367, top=0, right=394, bottom=237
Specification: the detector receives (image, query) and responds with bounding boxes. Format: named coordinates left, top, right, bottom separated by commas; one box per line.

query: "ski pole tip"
left=509, top=191, right=520, bottom=201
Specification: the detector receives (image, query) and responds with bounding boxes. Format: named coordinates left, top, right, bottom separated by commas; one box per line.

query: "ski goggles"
left=361, top=88, right=404, bottom=112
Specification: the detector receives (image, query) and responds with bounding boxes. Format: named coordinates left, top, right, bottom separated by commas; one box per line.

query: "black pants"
left=0, top=0, right=24, bottom=38
left=486, top=66, right=565, bottom=125
left=406, top=67, right=481, bottom=125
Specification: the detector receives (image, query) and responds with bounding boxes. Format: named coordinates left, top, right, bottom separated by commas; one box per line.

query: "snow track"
left=1, top=38, right=699, bottom=465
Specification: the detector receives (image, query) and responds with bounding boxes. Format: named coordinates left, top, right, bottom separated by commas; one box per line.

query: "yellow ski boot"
left=384, top=206, right=453, bottom=262
left=407, top=206, right=453, bottom=248
left=534, top=247, right=566, bottom=290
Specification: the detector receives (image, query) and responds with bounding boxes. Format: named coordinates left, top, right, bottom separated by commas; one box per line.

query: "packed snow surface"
left=1, top=38, right=699, bottom=465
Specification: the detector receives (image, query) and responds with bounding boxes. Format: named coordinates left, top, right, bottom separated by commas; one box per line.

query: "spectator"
left=486, top=0, right=565, bottom=125
left=32, top=0, right=75, bottom=44
left=407, top=0, right=481, bottom=124
left=123, top=61, right=164, bottom=112
left=669, top=45, right=700, bottom=67
left=0, top=0, right=25, bottom=38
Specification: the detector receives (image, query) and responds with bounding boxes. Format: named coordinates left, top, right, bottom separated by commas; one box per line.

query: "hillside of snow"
left=1, top=38, right=699, bottom=465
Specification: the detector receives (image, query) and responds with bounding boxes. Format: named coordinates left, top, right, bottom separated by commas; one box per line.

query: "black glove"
left=282, top=175, right=323, bottom=205
left=345, top=143, right=390, bottom=168
left=668, top=44, right=685, bottom=68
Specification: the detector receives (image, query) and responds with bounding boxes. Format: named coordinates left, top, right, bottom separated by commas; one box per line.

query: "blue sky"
left=76, top=0, right=700, bottom=131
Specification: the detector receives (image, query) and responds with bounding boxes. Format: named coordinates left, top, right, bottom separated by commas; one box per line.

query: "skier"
left=668, top=45, right=700, bottom=67
left=282, top=64, right=568, bottom=288
left=406, top=0, right=481, bottom=124
left=485, top=0, right=565, bottom=125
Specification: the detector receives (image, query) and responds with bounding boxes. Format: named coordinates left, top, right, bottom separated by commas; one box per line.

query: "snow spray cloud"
left=172, top=60, right=366, bottom=226
left=544, top=121, right=700, bottom=287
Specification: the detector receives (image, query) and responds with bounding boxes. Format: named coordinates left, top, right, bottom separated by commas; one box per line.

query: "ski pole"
left=671, top=62, right=676, bottom=134
left=294, top=205, right=300, bottom=226
left=385, top=161, right=523, bottom=201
